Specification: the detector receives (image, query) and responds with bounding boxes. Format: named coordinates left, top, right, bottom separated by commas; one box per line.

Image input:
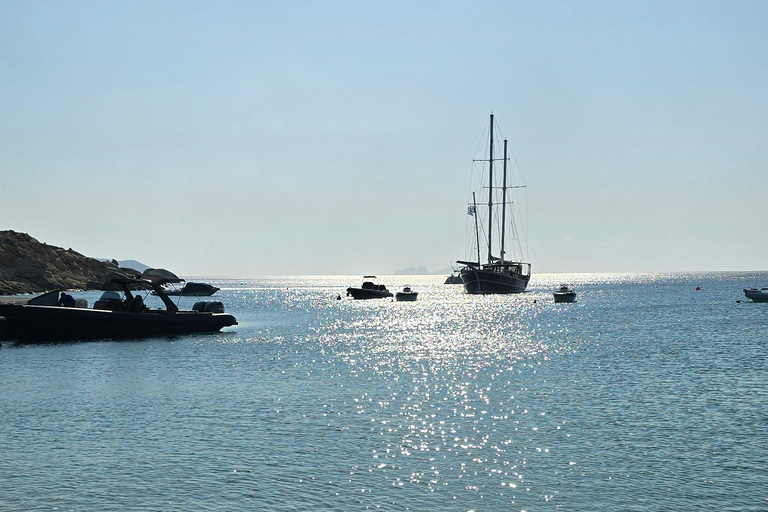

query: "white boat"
left=553, top=284, right=576, bottom=303
left=165, top=282, right=220, bottom=296
left=743, top=288, right=768, bottom=302
left=457, top=113, right=531, bottom=294
left=395, top=286, right=418, bottom=301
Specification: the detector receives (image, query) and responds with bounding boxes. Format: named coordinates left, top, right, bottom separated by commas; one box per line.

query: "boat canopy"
left=108, top=277, right=181, bottom=313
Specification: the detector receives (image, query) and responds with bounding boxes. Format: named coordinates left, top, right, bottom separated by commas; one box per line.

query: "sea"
left=1, top=272, right=766, bottom=511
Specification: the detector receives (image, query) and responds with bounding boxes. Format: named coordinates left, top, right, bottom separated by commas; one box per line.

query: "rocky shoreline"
left=0, top=231, right=138, bottom=295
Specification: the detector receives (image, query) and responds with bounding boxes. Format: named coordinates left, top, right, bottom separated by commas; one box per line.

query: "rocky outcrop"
left=0, top=231, right=137, bottom=295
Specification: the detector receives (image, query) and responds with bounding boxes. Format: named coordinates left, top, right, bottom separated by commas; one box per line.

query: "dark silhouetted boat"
left=743, top=287, right=768, bottom=302
left=444, top=271, right=463, bottom=284
left=157, top=281, right=220, bottom=296
left=553, top=284, right=577, bottom=303
left=395, top=286, right=418, bottom=301
left=346, top=276, right=393, bottom=300
left=0, top=277, right=237, bottom=341
left=458, top=113, right=531, bottom=294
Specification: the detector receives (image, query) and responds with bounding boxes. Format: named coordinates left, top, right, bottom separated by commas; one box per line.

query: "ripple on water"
left=1, top=273, right=767, bottom=510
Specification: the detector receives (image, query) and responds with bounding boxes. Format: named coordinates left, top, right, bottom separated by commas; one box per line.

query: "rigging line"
left=520, top=187, right=529, bottom=254
left=492, top=118, right=506, bottom=144
left=511, top=187, right=528, bottom=260
left=472, top=118, right=490, bottom=163
left=507, top=145, right=527, bottom=188
left=460, top=208, right=471, bottom=262
left=461, top=168, right=479, bottom=262
left=467, top=205, right=490, bottom=261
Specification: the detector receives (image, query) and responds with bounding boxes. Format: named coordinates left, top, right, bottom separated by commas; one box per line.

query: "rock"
left=0, top=230, right=144, bottom=295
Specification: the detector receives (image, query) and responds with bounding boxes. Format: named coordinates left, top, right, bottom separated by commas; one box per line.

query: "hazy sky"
left=2, top=1, right=767, bottom=276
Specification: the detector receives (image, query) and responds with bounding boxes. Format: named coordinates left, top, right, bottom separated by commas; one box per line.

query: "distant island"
left=0, top=230, right=162, bottom=295
left=115, top=259, right=151, bottom=273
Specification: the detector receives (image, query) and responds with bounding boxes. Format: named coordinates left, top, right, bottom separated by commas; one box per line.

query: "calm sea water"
left=1, top=272, right=767, bottom=511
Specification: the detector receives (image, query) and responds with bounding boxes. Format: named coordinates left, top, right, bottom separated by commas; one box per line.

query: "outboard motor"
left=192, top=301, right=225, bottom=313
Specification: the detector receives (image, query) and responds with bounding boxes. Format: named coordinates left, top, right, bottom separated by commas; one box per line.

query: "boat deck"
left=0, top=296, right=30, bottom=305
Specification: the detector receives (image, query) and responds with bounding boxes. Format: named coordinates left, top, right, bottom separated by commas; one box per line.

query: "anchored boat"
left=395, top=286, right=418, bottom=301
left=346, top=276, right=393, bottom=300
left=743, top=288, right=768, bottom=302
left=553, top=284, right=577, bottom=303
left=458, top=113, right=531, bottom=294
left=0, top=277, right=237, bottom=341
left=155, top=281, right=220, bottom=296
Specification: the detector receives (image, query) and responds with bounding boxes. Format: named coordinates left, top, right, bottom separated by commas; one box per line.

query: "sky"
left=2, top=0, right=767, bottom=276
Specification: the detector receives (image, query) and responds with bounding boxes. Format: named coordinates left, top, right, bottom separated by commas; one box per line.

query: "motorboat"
left=346, top=276, right=393, bottom=300
left=395, top=286, right=418, bottom=301
left=553, top=284, right=577, bottom=303
left=0, top=277, right=237, bottom=341
left=155, top=281, right=220, bottom=296
left=743, top=288, right=768, bottom=302
left=458, top=113, right=531, bottom=294
left=444, top=272, right=463, bottom=284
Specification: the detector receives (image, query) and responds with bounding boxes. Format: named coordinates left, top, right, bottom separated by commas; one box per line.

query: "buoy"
left=696, top=286, right=701, bottom=291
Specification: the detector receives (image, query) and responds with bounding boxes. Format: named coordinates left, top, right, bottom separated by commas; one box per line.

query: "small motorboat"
left=444, top=272, right=463, bottom=284
left=395, top=286, right=418, bottom=301
left=743, top=288, right=768, bottom=302
left=346, top=276, right=393, bottom=300
left=157, top=281, right=220, bottom=296
left=553, top=284, right=577, bottom=303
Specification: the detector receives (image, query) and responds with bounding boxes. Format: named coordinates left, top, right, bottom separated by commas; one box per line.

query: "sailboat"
left=457, top=113, right=531, bottom=294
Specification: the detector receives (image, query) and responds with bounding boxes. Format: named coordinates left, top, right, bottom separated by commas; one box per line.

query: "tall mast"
left=500, top=138, right=508, bottom=262
left=473, top=192, right=481, bottom=265
left=487, top=113, right=494, bottom=264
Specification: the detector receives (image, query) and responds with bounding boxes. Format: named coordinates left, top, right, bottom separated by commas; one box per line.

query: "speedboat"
left=553, top=284, right=577, bottom=303
left=444, top=272, right=463, bottom=284
left=0, top=277, right=237, bottom=341
left=395, top=286, right=418, bottom=301
left=346, top=276, right=393, bottom=300
left=155, top=281, right=220, bottom=296
left=743, top=288, right=768, bottom=302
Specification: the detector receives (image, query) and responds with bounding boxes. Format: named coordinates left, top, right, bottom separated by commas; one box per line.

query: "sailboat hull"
left=461, top=268, right=530, bottom=294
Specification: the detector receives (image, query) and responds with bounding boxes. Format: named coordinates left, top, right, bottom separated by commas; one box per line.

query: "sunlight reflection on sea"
left=1, top=272, right=767, bottom=510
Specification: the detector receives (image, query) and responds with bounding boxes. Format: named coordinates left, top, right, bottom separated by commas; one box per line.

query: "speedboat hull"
left=395, top=292, right=418, bottom=301
left=164, top=283, right=220, bottom=296
left=553, top=285, right=577, bottom=303
left=165, top=290, right=218, bottom=296
left=444, top=274, right=463, bottom=284
left=0, top=304, right=237, bottom=341
left=346, top=287, right=393, bottom=300
left=553, top=291, right=576, bottom=303
left=743, top=288, right=768, bottom=302
left=461, top=268, right=530, bottom=294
